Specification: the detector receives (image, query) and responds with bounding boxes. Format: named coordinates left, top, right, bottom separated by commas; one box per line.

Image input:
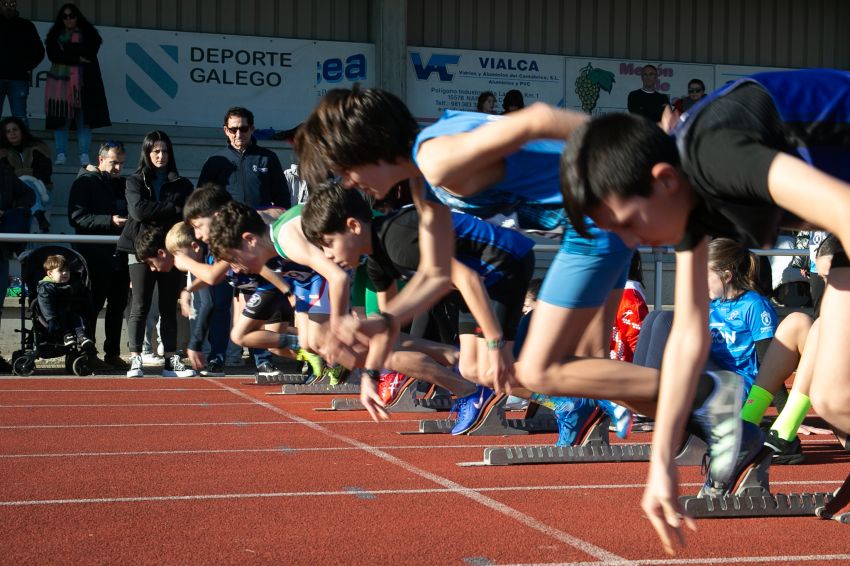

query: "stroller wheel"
left=13, top=356, right=35, bottom=377
left=72, top=355, right=92, bottom=376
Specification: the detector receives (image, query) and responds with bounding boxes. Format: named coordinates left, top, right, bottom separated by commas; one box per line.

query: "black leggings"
left=127, top=262, right=183, bottom=353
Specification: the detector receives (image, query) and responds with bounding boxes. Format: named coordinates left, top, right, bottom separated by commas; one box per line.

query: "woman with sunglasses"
left=44, top=3, right=110, bottom=166
left=116, top=131, right=195, bottom=378
left=677, top=78, right=707, bottom=112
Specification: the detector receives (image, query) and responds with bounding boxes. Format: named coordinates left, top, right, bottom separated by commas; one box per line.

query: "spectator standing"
left=116, top=131, right=195, bottom=378
left=476, top=91, right=496, bottom=114
left=67, top=140, right=130, bottom=369
left=0, top=0, right=44, bottom=126
left=197, top=107, right=289, bottom=208
left=198, top=106, right=289, bottom=374
left=44, top=3, right=110, bottom=166
left=501, top=89, right=525, bottom=114
left=627, top=64, right=670, bottom=122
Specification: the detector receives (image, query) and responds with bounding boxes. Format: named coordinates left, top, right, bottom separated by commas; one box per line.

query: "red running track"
left=1, top=375, right=848, bottom=565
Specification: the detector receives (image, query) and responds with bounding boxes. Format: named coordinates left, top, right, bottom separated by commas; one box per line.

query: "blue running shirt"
left=708, top=290, right=778, bottom=391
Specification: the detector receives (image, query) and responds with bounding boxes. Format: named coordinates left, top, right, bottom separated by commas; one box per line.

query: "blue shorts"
left=538, top=221, right=633, bottom=309
left=291, top=272, right=330, bottom=315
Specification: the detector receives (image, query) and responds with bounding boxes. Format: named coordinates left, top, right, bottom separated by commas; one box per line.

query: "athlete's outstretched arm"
left=642, top=239, right=709, bottom=555
left=416, top=103, right=588, bottom=194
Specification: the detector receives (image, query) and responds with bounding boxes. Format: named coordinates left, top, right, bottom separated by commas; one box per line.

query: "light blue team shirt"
left=708, top=290, right=778, bottom=392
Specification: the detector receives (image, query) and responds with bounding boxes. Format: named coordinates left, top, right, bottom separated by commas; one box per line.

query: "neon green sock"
left=770, top=390, right=811, bottom=441
left=740, top=385, right=773, bottom=425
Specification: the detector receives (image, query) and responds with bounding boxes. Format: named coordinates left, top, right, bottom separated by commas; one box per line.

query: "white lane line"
left=1, top=479, right=844, bottom=507
left=0, top=388, right=227, bottom=393
left=208, top=379, right=628, bottom=564
left=0, top=403, right=257, bottom=408
left=0, top=418, right=422, bottom=429
left=506, top=555, right=850, bottom=565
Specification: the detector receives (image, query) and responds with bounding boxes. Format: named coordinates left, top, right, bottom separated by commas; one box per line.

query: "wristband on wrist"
left=485, top=338, right=506, bottom=351
left=363, top=369, right=380, bottom=382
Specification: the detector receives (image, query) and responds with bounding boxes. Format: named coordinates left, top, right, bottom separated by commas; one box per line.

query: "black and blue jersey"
left=366, top=205, right=534, bottom=292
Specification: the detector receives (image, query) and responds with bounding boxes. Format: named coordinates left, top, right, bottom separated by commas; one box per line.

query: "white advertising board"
left=406, top=47, right=566, bottom=124
left=25, top=22, right=374, bottom=129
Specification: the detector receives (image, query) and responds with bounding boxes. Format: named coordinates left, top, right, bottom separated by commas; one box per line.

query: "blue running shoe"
left=597, top=399, right=633, bottom=439
left=554, top=398, right=602, bottom=446
left=699, top=420, right=766, bottom=498
left=690, top=370, right=744, bottom=485
left=450, top=385, right=495, bottom=435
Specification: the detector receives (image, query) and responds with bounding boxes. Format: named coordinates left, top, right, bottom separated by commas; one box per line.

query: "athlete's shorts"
left=538, top=221, right=633, bottom=309
left=291, top=272, right=330, bottom=315
left=241, top=285, right=291, bottom=323
left=457, top=251, right=535, bottom=341
left=242, top=272, right=329, bottom=320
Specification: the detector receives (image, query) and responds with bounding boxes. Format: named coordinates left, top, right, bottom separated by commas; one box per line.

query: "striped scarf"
left=44, top=30, right=83, bottom=120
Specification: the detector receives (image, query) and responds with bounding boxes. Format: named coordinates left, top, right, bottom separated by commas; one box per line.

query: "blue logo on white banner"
left=125, top=42, right=179, bottom=112
left=410, top=52, right=460, bottom=81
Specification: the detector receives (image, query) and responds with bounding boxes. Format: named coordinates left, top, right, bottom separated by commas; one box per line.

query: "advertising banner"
left=562, top=57, right=714, bottom=115
left=25, top=22, right=374, bottom=129
left=406, top=47, right=566, bottom=124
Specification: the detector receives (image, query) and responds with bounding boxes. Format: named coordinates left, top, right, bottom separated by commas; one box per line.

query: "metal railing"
left=0, top=233, right=811, bottom=309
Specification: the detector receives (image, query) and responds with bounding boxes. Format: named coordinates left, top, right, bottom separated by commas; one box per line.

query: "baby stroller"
left=11, top=246, right=94, bottom=376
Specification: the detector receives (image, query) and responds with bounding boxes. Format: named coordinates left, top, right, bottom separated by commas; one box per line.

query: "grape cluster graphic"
left=575, top=63, right=615, bottom=113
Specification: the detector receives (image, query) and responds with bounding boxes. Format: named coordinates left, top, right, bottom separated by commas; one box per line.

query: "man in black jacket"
left=198, top=106, right=289, bottom=375
left=198, top=106, right=289, bottom=208
left=68, top=141, right=129, bottom=369
left=0, top=0, right=45, bottom=126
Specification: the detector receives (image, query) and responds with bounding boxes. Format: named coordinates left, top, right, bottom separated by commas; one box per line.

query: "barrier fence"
left=0, top=234, right=810, bottom=310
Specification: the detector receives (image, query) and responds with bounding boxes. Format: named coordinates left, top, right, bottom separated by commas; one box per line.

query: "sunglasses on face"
left=688, top=88, right=704, bottom=93
left=226, top=126, right=251, bottom=134
left=63, top=12, right=77, bottom=19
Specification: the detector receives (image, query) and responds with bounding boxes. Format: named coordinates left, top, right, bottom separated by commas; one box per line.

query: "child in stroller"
left=12, top=246, right=95, bottom=376
left=38, top=254, right=94, bottom=349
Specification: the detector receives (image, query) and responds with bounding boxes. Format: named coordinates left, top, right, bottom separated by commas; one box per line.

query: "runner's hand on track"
left=359, top=372, right=389, bottom=422
left=641, top=462, right=696, bottom=555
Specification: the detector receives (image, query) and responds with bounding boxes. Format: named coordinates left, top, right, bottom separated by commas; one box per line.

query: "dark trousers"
left=127, top=263, right=183, bottom=353
left=87, top=255, right=130, bottom=357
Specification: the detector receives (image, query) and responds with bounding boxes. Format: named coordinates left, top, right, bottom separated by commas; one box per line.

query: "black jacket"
left=0, top=13, right=44, bottom=81
left=197, top=141, right=289, bottom=208
left=68, top=167, right=128, bottom=264
left=45, top=27, right=110, bottom=130
left=116, top=170, right=193, bottom=255
left=38, top=276, right=89, bottom=330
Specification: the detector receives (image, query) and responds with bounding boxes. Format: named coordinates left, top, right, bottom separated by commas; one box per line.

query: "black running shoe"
left=765, top=429, right=805, bottom=465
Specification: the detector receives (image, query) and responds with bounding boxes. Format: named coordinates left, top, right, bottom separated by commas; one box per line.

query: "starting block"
left=679, top=447, right=844, bottom=521
left=253, top=373, right=308, bottom=385
left=270, top=372, right=361, bottom=395
left=321, top=379, right=455, bottom=413
left=457, top=413, right=707, bottom=467
left=399, top=394, right=558, bottom=436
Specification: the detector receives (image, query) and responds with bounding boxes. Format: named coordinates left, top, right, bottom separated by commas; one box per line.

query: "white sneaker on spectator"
left=54, top=153, right=66, bottom=165
left=126, top=354, right=144, bottom=378
left=141, top=351, right=164, bottom=365
left=79, top=153, right=90, bottom=165
left=162, top=354, right=196, bottom=378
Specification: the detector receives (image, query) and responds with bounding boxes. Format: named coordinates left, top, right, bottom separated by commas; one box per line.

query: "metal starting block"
left=457, top=414, right=707, bottom=467
left=253, top=373, right=308, bottom=385
left=320, top=379, right=454, bottom=413
left=680, top=448, right=841, bottom=520
left=399, top=394, right=558, bottom=436
left=270, top=372, right=361, bottom=395
left=814, top=473, right=850, bottom=524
